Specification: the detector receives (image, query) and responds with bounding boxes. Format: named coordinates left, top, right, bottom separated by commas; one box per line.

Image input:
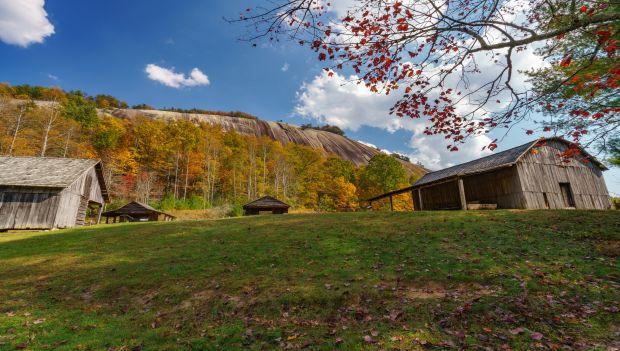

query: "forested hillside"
left=0, top=83, right=423, bottom=211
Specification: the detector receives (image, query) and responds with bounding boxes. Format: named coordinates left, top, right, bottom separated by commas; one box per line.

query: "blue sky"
left=0, top=0, right=617, bottom=194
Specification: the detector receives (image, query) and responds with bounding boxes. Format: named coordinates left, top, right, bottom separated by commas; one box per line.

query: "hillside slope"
left=108, top=108, right=427, bottom=177
left=0, top=211, right=617, bottom=350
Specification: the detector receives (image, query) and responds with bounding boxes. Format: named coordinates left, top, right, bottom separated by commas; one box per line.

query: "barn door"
left=559, top=183, right=575, bottom=208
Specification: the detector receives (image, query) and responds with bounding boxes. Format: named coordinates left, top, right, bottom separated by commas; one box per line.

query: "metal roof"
left=0, top=156, right=101, bottom=188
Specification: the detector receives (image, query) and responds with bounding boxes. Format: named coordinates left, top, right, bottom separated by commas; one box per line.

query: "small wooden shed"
left=366, top=138, right=611, bottom=211
left=101, top=201, right=175, bottom=223
left=0, top=156, right=109, bottom=230
left=243, top=196, right=290, bottom=215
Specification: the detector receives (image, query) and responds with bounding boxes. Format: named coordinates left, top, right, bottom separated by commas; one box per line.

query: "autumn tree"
left=359, top=153, right=408, bottom=195
left=235, top=0, right=619, bottom=156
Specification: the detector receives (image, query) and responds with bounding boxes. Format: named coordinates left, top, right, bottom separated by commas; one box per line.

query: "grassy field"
left=0, top=211, right=618, bottom=350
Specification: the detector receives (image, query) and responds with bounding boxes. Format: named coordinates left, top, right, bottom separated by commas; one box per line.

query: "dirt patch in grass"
left=401, top=281, right=498, bottom=300
left=596, top=240, right=620, bottom=257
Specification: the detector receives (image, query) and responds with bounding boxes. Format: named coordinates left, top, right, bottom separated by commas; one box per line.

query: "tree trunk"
left=8, top=105, right=26, bottom=156
left=173, top=151, right=180, bottom=200
left=62, top=126, right=73, bottom=157
left=183, top=153, right=190, bottom=200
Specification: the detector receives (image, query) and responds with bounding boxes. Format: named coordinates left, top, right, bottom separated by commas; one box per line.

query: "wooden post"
left=368, top=201, right=373, bottom=210
left=458, top=177, right=467, bottom=210
left=411, top=190, right=415, bottom=211
left=96, top=204, right=103, bottom=224
left=417, top=189, right=423, bottom=211
left=389, top=195, right=394, bottom=211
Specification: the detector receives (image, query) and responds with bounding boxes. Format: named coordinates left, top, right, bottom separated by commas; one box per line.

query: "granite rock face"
left=108, top=108, right=427, bottom=177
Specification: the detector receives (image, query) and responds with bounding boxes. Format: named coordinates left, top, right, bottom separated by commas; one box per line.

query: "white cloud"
left=327, top=0, right=356, bottom=16
left=46, top=73, right=58, bottom=81
left=295, top=70, right=492, bottom=169
left=0, top=0, right=55, bottom=47
left=145, top=64, right=210, bottom=88
left=281, top=62, right=290, bottom=72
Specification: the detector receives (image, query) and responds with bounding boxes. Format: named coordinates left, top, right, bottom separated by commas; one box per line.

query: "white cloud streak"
left=295, top=70, right=493, bottom=169
left=0, top=0, right=54, bottom=47
left=145, top=64, right=210, bottom=88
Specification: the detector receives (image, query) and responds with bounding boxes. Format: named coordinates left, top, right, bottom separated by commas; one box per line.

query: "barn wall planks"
left=462, top=167, right=527, bottom=209
left=517, top=141, right=610, bottom=210
left=0, top=187, right=62, bottom=229
left=416, top=180, right=461, bottom=210
left=54, top=167, right=105, bottom=228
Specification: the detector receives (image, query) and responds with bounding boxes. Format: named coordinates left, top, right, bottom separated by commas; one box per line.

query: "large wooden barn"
left=368, top=138, right=611, bottom=210
left=0, top=157, right=109, bottom=230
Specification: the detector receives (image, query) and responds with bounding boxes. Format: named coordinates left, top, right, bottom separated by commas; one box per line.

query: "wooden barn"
left=0, top=157, right=109, bottom=230
left=367, top=138, right=611, bottom=211
left=101, top=201, right=175, bottom=223
left=243, top=196, right=290, bottom=215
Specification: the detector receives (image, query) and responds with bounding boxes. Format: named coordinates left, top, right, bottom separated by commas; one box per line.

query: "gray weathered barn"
left=0, top=157, right=109, bottom=230
left=367, top=138, right=611, bottom=210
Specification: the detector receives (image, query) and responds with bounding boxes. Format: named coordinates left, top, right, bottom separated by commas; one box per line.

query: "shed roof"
left=102, top=201, right=175, bottom=218
left=243, top=196, right=290, bottom=209
left=413, top=137, right=607, bottom=187
left=0, top=156, right=109, bottom=201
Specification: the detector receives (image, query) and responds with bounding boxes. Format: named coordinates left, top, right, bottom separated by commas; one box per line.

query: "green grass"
left=0, top=210, right=618, bottom=350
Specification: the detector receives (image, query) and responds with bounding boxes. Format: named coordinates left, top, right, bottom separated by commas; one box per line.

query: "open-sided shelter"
left=243, top=196, right=290, bottom=215
left=101, top=201, right=175, bottom=223
left=0, top=156, right=109, bottom=230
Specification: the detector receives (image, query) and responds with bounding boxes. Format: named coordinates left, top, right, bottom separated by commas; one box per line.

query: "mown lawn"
left=0, top=210, right=618, bottom=350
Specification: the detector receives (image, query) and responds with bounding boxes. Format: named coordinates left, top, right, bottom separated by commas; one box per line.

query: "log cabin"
left=0, top=157, right=109, bottom=230
left=367, top=138, right=611, bottom=211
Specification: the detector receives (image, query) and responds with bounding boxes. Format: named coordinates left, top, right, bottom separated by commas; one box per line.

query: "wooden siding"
left=54, top=167, right=105, bottom=228
left=414, top=180, right=461, bottom=210
left=0, top=187, right=62, bottom=229
left=462, top=166, right=526, bottom=209
left=516, top=140, right=610, bottom=210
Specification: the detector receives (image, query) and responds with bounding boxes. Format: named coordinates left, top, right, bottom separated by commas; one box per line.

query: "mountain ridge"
left=106, top=108, right=428, bottom=177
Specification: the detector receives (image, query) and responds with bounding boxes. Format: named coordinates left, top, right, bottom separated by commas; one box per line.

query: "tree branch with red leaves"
left=232, top=0, right=619, bottom=160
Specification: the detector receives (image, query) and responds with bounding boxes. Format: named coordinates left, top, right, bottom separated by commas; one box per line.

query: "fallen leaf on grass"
left=509, top=327, right=525, bottom=335
left=363, top=335, right=375, bottom=343
left=530, top=332, right=544, bottom=340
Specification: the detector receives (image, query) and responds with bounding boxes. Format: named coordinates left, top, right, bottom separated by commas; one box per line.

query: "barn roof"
left=243, top=196, right=290, bottom=209
left=0, top=156, right=109, bottom=201
left=102, top=201, right=175, bottom=218
left=414, top=137, right=607, bottom=187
